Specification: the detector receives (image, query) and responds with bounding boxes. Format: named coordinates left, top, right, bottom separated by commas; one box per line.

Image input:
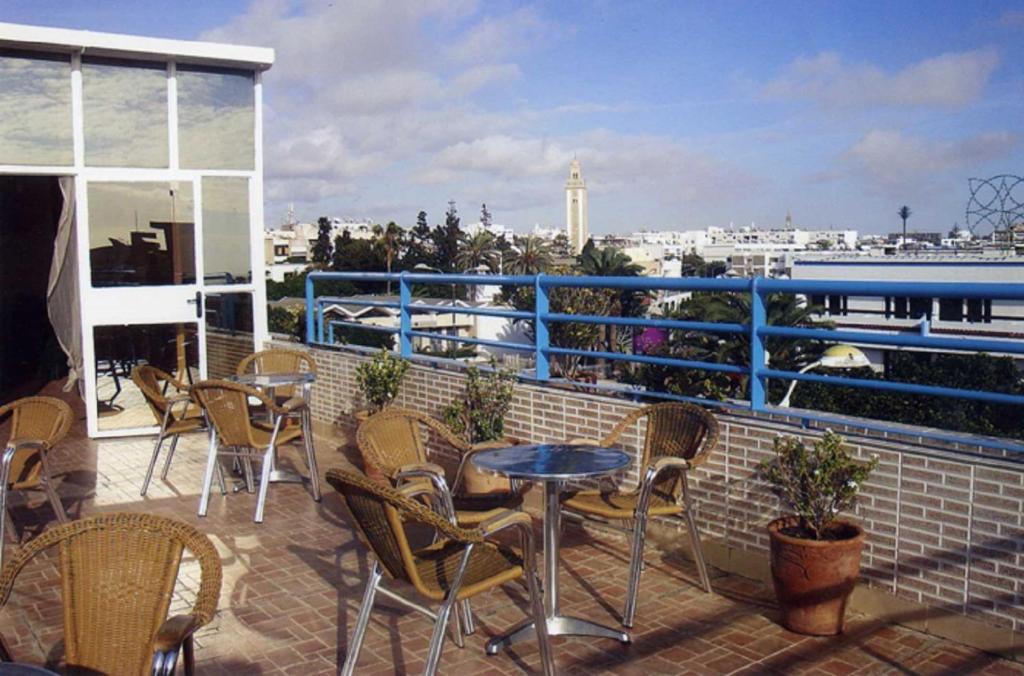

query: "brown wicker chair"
left=326, top=468, right=552, bottom=676
left=0, top=396, right=73, bottom=570
left=191, top=379, right=321, bottom=523
left=131, top=365, right=205, bottom=497
left=356, top=407, right=523, bottom=526
left=562, top=402, right=719, bottom=627
left=0, top=512, right=222, bottom=675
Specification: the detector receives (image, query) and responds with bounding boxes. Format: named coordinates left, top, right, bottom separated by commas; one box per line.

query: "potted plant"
left=759, top=430, right=877, bottom=635
left=354, top=349, right=409, bottom=421
left=443, top=364, right=517, bottom=494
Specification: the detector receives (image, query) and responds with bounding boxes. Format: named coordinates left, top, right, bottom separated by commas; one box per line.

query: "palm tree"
left=898, top=205, right=912, bottom=249
left=454, top=231, right=499, bottom=272
left=506, top=235, right=553, bottom=274
left=578, top=245, right=643, bottom=277
left=372, top=222, right=403, bottom=293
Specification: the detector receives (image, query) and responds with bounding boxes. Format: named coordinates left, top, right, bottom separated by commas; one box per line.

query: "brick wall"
left=294, top=342, right=1024, bottom=635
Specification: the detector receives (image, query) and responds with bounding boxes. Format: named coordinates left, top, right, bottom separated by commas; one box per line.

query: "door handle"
left=186, top=291, right=203, bottom=319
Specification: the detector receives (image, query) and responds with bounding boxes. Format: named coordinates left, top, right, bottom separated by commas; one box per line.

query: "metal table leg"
left=486, top=479, right=629, bottom=655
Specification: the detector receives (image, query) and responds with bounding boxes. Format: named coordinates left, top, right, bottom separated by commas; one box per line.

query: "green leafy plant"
left=443, top=364, right=516, bottom=443
left=355, top=349, right=409, bottom=413
left=759, top=430, right=877, bottom=540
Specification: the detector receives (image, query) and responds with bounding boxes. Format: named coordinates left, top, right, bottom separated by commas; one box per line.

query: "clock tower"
left=565, top=158, right=588, bottom=253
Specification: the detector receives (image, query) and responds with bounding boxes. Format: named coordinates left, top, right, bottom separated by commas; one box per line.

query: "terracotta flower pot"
left=461, top=438, right=518, bottom=495
left=767, top=516, right=865, bottom=636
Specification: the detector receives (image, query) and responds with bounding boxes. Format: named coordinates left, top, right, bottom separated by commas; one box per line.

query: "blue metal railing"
left=305, top=271, right=1024, bottom=452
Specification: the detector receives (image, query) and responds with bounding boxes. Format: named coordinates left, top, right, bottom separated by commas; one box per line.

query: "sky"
left=5, top=1, right=1024, bottom=235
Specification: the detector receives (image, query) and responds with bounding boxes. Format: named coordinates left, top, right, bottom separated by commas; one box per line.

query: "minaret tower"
left=565, top=158, right=588, bottom=253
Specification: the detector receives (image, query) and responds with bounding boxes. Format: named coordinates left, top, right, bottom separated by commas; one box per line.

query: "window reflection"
left=83, top=57, right=168, bottom=167
left=178, top=65, right=254, bottom=170
left=0, top=50, right=72, bottom=165
left=88, top=182, right=195, bottom=287
left=94, top=323, right=198, bottom=430
left=205, top=292, right=255, bottom=379
left=202, top=177, right=251, bottom=284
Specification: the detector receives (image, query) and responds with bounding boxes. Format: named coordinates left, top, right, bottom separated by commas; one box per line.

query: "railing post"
left=305, top=273, right=315, bottom=344
left=534, top=274, right=549, bottom=381
left=317, top=300, right=325, bottom=344
left=750, top=276, right=766, bottom=411
left=328, top=322, right=335, bottom=344
left=399, top=272, right=412, bottom=357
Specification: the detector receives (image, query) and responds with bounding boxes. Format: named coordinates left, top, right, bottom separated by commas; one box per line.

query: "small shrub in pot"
left=759, top=430, right=877, bottom=635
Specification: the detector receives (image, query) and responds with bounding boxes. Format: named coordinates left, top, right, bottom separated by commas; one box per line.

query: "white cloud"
left=841, top=129, right=1017, bottom=190
left=763, top=49, right=1000, bottom=108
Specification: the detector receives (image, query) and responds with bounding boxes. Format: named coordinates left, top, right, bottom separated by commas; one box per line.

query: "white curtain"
left=47, top=176, right=83, bottom=394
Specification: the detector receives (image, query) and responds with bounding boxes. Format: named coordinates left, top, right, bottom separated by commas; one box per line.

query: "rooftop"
left=2, top=380, right=1022, bottom=674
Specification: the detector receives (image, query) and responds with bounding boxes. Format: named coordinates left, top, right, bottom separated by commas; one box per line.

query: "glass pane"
left=202, top=177, right=251, bottom=284
left=83, top=57, right=168, bottom=167
left=178, top=66, right=254, bottom=170
left=205, top=292, right=254, bottom=379
left=88, top=181, right=195, bottom=287
left=0, top=51, right=72, bottom=165
left=94, top=323, right=198, bottom=431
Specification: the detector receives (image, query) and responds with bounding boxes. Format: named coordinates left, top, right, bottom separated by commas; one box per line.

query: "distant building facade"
left=565, top=158, right=589, bottom=253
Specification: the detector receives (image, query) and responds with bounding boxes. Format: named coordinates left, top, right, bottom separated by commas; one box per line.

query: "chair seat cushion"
left=452, top=492, right=524, bottom=525
left=250, top=424, right=304, bottom=448
left=413, top=539, right=523, bottom=601
left=562, top=489, right=683, bottom=520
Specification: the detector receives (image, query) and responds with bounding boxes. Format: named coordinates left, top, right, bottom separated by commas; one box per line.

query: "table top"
left=228, top=372, right=316, bottom=387
left=471, top=444, right=631, bottom=481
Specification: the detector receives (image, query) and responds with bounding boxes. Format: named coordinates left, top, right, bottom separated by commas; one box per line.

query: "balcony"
left=2, top=379, right=1022, bottom=673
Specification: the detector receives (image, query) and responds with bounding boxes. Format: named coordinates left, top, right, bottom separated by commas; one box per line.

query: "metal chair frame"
left=329, top=471, right=553, bottom=676
left=192, top=380, right=320, bottom=524
left=562, top=402, right=719, bottom=628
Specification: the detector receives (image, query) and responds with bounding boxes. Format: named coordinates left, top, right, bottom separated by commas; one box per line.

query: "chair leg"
left=684, top=509, right=712, bottom=594
left=160, top=434, right=180, bottom=481
left=0, top=453, right=12, bottom=570
left=425, top=594, right=458, bottom=676
left=341, top=563, right=382, bottom=676
left=458, top=600, right=476, bottom=636
left=215, top=460, right=228, bottom=495
left=197, top=430, right=219, bottom=517
left=242, top=455, right=256, bottom=494
left=301, top=410, right=321, bottom=502
left=140, top=432, right=166, bottom=496
left=254, top=445, right=274, bottom=523
left=622, top=512, right=649, bottom=628
left=39, top=456, right=68, bottom=524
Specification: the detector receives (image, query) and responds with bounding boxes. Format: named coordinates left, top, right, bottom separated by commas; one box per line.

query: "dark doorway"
left=0, top=175, right=68, bottom=405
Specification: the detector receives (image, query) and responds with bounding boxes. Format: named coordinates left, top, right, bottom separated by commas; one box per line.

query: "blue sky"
left=5, top=1, right=1024, bottom=235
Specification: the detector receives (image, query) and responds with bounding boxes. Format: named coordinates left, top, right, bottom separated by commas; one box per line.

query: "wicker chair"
left=562, top=402, right=719, bottom=627
left=327, top=468, right=553, bottom=676
left=236, top=348, right=317, bottom=403
left=356, top=407, right=523, bottom=527
left=0, top=512, right=221, bottom=675
left=131, top=365, right=205, bottom=497
left=0, top=396, right=73, bottom=570
left=191, top=379, right=321, bottom=523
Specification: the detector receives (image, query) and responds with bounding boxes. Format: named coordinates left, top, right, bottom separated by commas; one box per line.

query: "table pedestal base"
left=485, top=615, right=629, bottom=655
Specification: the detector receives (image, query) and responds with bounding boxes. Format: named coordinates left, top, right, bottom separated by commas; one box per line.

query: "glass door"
left=83, top=177, right=206, bottom=435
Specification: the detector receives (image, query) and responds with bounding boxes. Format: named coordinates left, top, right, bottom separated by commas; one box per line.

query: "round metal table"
left=225, top=371, right=317, bottom=488
left=472, top=444, right=632, bottom=654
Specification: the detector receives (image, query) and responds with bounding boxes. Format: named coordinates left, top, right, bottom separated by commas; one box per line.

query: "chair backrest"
left=236, top=349, right=317, bottom=400
left=604, top=403, right=719, bottom=497
left=130, top=365, right=181, bottom=423
left=0, top=396, right=73, bottom=489
left=357, top=407, right=469, bottom=480
left=191, top=379, right=268, bottom=448
left=0, top=512, right=222, bottom=676
left=325, top=468, right=482, bottom=593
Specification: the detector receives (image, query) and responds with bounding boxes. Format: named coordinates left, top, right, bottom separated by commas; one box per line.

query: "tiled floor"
left=2, top=382, right=1023, bottom=674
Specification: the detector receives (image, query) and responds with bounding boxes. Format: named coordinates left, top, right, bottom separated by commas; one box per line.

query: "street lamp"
left=778, top=344, right=871, bottom=408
